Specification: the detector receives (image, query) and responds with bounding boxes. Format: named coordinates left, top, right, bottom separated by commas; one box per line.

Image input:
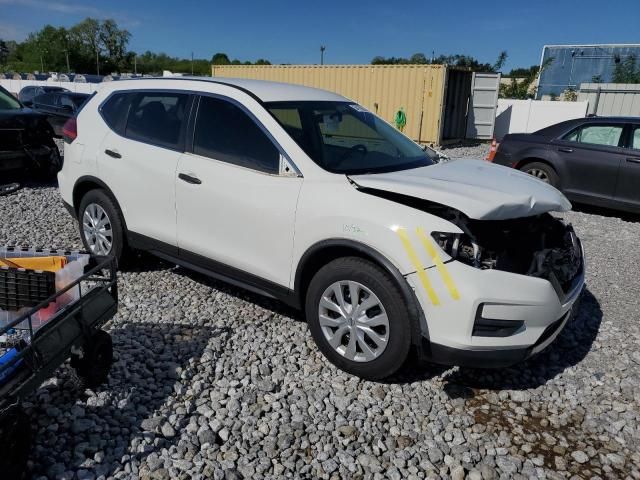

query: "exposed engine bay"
left=431, top=213, right=582, bottom=291
left=357, top=186, right=583, bottom=295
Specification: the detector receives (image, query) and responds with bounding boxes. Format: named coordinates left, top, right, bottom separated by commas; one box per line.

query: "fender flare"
left=294, top=239, right=429, bottom=341
left=72, top=176, right=129, bottom=230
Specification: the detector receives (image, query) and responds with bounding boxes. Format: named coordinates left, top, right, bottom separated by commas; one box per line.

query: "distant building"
left=536, top=44, right=640, bottom=99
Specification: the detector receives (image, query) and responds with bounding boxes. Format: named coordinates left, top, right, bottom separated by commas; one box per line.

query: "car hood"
left=350, top=159, right=571, bottom=220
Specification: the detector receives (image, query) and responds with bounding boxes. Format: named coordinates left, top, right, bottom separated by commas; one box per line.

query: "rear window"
left=101, top=93, right=131, bottom=135
left=125, top=92, right=190, bottom=150
left=33, top=92, right=57, bottom=107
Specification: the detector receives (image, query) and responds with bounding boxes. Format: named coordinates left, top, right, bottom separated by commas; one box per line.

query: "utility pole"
left=134, top=55, right=137, bottom=75
left=96, top=47, right=99, bottom=76
left=320, top=45, right=326, bottom=65
left=191, top=51, right=194, bottom=75
left=40, top=54, right=44, bottom=73
left=64, top=50, right=70, bottom=73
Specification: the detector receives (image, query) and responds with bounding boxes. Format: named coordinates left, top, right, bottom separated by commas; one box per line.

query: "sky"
left=0, top=0, right=639, bottom=71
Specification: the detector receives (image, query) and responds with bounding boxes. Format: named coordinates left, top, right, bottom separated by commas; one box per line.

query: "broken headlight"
left=431, top=232, right=496, bottom=269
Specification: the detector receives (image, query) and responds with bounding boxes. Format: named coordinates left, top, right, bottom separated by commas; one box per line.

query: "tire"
left=0, top=404, right=31, bottom=479
left=78, top=189, right=129, bottom=266
left=519, top=161, right=559, bottom=188
left=305, top=257, right=413, bottom=380
left=70, top=329, right=113, bottom=389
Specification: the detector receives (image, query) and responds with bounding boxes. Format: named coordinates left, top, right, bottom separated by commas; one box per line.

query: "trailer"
left=0, top=247, right=118, bottom=478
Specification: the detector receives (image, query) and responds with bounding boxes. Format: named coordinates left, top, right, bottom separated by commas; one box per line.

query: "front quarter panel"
left=292, top=176, right=462, bottom=287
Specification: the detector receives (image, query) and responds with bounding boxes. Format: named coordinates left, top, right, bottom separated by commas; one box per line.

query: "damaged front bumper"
left=407, top=232, right=585, bottom=369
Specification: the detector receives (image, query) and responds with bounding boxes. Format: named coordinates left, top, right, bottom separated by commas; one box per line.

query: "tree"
left=492, top=51, right=508, bottom=72
left=255, top=58, right=271, bottom=65
left=211, top=52, right=231, bottom=65
left=99, top=19, right=130, bottom=71
left=0, top=40, right=9, bottom=65
left=370, top=51, right=508, bottom=72
left=69, top=18, right=102, bottom=73
left=612, top=55, right=640, bottom=83
left=409, top=53, right=428, bottom=64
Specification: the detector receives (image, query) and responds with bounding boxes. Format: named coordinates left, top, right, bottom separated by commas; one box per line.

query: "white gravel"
left=1, top=150, right=639, bottom=479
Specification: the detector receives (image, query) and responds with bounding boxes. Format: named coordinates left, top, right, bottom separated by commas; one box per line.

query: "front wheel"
left=305, top=257, right=413, bottom=380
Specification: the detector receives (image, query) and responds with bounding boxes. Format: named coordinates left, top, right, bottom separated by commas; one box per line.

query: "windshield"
left=266, top=101, right=436, bottom=174
left=0, top=87, right=22, bottom=110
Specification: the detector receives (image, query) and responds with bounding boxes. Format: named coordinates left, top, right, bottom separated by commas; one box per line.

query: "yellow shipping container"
left=211, top=64, right=449, bottom=145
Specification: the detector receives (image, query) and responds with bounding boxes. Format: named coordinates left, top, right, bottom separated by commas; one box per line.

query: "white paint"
left=57, top=77, right=585, bottom=358
left=494, top=99, right=588, bottom=140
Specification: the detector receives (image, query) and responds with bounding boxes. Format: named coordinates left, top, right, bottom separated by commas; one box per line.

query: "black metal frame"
left=0, top=254, right=118, bottom=413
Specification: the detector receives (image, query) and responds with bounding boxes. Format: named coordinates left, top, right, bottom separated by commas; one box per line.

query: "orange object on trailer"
left=486, top=138, right=498, bottom=162
left=0, top=256, right=68, bottom=272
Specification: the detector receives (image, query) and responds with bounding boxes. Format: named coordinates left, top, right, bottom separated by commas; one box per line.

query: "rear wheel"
left=519, top=161, right=559, bottom=188
left=305, top=257, right=413, bottom=380
left=78, top=189, right=129, bottom=266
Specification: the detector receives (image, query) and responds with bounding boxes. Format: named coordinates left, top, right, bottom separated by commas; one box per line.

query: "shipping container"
left=211, top=64, right=500, bottom=145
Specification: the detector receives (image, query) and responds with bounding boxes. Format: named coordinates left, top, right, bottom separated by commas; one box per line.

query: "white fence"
left=578, top=83, right=640, bottom=116
left=494, top=99, right=589, bottom=140
left=0, top=79, right=102, bottom=95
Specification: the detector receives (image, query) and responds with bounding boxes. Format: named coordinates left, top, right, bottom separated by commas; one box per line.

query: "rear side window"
left=125, top=92, right=189, bottom=150
left=101, top=93, right=131, bottom=135
left=632, top=126, right=640, bottom=150
left=193, top=96, right=280, bottom=173
left=564, top=124, right=624, bottom=147
left=34, top=93, right=56, bottom=107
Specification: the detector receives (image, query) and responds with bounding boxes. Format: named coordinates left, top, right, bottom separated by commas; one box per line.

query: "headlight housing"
left=431, top=231, right=495, bottom=269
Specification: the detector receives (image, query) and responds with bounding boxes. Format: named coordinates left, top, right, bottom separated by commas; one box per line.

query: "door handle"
left=179, top=173, right=202, bottom=185
left=558, top=147, right=574, bottom=153
left=104, top=149, right=121, bottom=159
left=627, top=157, right=640, bottom=164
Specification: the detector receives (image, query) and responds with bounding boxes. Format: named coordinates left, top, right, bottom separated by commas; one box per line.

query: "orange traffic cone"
left=486, top=138, right=498, bottom=162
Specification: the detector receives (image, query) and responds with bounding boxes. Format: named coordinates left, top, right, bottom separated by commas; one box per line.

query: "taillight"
left=62, top=117, right=77, bottom=143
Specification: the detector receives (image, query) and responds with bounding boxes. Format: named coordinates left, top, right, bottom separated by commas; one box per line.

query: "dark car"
left=0, top=85, right=61, bottom=178
left=31, top=91, right=89, bottom=137
left=18, top=85, right=69, bottom=107
left=493, top=117, right=640, bottom=213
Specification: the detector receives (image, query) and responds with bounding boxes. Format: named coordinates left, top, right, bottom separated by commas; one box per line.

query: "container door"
left=465, top=72, right=501, bottom=140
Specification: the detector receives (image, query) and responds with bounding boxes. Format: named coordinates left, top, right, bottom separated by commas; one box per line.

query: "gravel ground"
left=440, top=143, right=490, bottom=160
left=1, top=147, right=639, bottom=480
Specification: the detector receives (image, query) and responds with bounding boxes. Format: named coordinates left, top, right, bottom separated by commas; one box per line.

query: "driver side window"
left=193, top=96, right=280, bottom=174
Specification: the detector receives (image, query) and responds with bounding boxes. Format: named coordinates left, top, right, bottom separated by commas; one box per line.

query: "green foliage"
left=371, top=51, right=508, bottom=73
left=211, top=52, right=231, bottom=65
left=0, top=19, right=271, bottom=76
left=500, top=57, right=555, bottom=99
left=612, top=55, right=640, bottom=83
left=506, top=65, right=539, bottom=78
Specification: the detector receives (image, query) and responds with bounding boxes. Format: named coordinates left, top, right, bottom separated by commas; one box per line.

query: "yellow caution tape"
left=416, top=227, right=461, bottom=300
left=396, top=228, right=440, bottom=305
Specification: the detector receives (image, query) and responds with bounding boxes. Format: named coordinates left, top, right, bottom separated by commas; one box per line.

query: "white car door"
left=175, top=94, right=303, bottom=287
left=97, top=90, right=192, bottom=247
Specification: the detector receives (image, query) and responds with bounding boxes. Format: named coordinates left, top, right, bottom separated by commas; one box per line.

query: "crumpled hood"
left=350, top=159, right=571, bottom=220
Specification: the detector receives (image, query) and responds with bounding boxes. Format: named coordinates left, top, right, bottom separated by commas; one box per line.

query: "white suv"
left=58, top=78, right=585, bottom=379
